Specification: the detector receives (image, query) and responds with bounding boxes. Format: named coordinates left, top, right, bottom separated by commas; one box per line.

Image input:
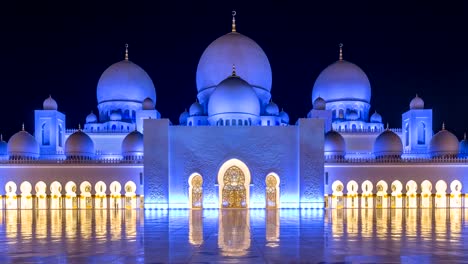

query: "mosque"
left=1, top=13, right=467, bottom=210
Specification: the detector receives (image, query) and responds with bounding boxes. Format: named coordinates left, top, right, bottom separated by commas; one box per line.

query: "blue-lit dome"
left=279, top=109, right=289, bottom=124
left=265, top=101, right=279, bottom=116
left=122, top=130, right=143, bottom=158
left=197, top=32, right=272, bottom=94
left=325, top=130, right=346, bottom=157
left=430, top=126, right=459, bottom=157
left=312, top=60, right=371, bottom=104
left=7, top=129, right=40, bottom=159
left=65, top=130, right=95, bottom=159
left=208, top=75, right=260, bottom=120
left=189, top=101, right=203, bottom=116
left=43, top=95, right=58, bottom=110
left=179, top=109, right=189, bottom=125
left=410, top=94, right=424, bottom=109
left=86, top=112, right=97, bottom=123
left=370, top=111, right=382, bottom=123
left=97, top=60, right=156, bottom=106
left=374, top=129, right=403, bottom=158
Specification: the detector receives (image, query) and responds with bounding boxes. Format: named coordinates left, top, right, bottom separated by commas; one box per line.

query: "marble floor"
left=0, top=208, right=467, bottom=263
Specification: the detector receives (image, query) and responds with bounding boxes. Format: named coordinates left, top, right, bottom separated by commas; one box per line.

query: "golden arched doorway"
left=265, top=173, right=280, bottom=208
left=222, top=166, right=247, bottom=208
left=189, top=173, right=203, bottom=208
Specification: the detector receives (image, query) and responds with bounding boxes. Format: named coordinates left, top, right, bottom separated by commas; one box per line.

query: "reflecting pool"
left=0, top=209, right=467, bottom=263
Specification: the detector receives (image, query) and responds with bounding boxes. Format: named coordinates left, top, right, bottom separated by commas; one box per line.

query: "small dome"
left=430, top=126, right=459, bottom=157
left=370, top=111, right=382, bottom=123
left=0, top=135, right=8, bottom=156
left=279, top=109, right=289, bottom=124
left=312, top=60, right=371, bottom=104
left=459, top=134, right=468, bottom=157
left=65, top=130, right=94, bottom=158
left=142, top=97, right=155, bottom=110
left=410, top=94, right=424, bottom=109
left=86, top=112, right=97, bottom=124
left=122, top=130, right=143, bottom=158
left=313, top=96, right=326, bottom=110
left=325, top=130, right=346, bottom=157
left=189, top=101, right=203, bottom=116
left=197, top=32, right=272, bottom=93
left=43, top=95, right=58, bottom=110
left=265, top=101, right=279, bottom=116
left=179, top=109, right=189, bottom=125
left=208, top=75, right=260, bottom=118
left=97, top=60, right=156, bottom=105
left=7, top=129, right=40, bottom=159
left=374, top=129, right=403, bottom=158
left=109, top=111, right=122, bottom=121
left=346, top=110, right=359, bottom=121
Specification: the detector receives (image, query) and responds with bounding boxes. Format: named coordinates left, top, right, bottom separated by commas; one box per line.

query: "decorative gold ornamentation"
left=222, top=166, right=246, bottom=208
left=191, top=175, right=203, bottom=208
left=266, top=175, right=277, bottom=208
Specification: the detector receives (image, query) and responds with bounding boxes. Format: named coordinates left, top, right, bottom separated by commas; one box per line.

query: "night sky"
left=1, top=2, right=466, bottom=139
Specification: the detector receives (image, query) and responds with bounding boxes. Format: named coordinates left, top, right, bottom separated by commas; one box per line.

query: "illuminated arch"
left=376, top=180, right=388, bottom=195
left=331, top=180, right=344, bottom=195
left=346, top=180, right=359, bottom=195
left=265, top=172, right=280, bottom=209
left=450, top=180, right=462, bottom=194
left=188, top=173, right=203, bottom=209
left=217, top=158, right=251, bottom=208
left=20, top=181, right=33, bottom=209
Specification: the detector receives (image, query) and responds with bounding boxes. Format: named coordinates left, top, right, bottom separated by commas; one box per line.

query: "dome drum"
left=97, top=101, right=142, bottom=123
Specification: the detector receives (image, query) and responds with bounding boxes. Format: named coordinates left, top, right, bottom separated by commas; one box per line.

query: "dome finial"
left=231, top=10, right=237, bottom=32
left=386, top=123, right=389, bottom=130
left=125, top=43, right=129, bottom=61
left=0, top=134, right=3, bottom=141
left=464, top=132, right=466, bottom=140
left=78, top=123, right=81, bottom=131
left=232, top=64, right=237, bottom=77
left=442, top=122, right=445, bottom=130
left=339, top=43, right=343, bottom=61
left=22, top=123, right=25, bottom=131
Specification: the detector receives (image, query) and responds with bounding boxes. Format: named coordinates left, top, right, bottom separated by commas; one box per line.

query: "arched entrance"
left=188, top=173, right=203, bottom=209
left=265, top=173, right=280, bottom=208
left=218, top=159, right=251, bottom=208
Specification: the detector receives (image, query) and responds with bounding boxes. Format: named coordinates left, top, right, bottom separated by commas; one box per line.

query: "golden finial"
left=22, top=123, right=25, bottom=131
left=339, top=43, right=343, bottom=61
left=232, top=11, right=237, bottom=32
left=231, top=64, right=237, bottom=77
left=125, top=44, right=129, bottom=61
left=442, top=122, right=445, bottom=130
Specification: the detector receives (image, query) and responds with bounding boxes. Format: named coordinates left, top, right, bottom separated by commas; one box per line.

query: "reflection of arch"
left=188, top=173, right=203, bottom=209
left=265, top=173, right=280, bottom=209
left=217, top=159, right=251, bottom=208
left=218, top=209, right=250, bottom=256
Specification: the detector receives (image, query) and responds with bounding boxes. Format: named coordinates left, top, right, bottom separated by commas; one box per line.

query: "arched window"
left=405, top=123, right=409, bottom=147
left=188, top=121, right=192, bottom=126
left=58, top=124, right=63, bottom=147
left=197, top=120, right=201, bottom=126
left=417, top=122, right=426, bottom=145
left=338, top=109, right=344, bottom=119
left=267, top=120, right=271, bottom=126
left=226, top=120, right=230, bottom=126
left=124, top=109, right=130, bottom=119
left=132, top=110, right=136, bottom=121
left=351, top=124, right=357, bottom=131
left=332, top=109, right=337, bottom=119
left=244, top=120, right=248, bottom=126
left=112, top=124, right=116, bottom=131
left=42, top=123, right=50, bottom=146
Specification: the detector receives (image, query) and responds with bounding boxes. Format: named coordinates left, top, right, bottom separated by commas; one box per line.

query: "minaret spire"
left=125, top=43, right=129, bottom=61
left=339, top=43, right=343, bottom=61
left=231, top=11, right=237, bottom=32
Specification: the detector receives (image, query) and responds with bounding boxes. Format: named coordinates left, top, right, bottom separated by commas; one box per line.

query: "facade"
left=1, top=15, right=467, bottom=210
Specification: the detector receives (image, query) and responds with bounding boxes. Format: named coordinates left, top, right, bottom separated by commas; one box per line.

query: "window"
left=405, top=123, right=409, bottom=147
left=417, top=122, right=426, bottom=145
left=338, top=109, right=344, bottom=119
left=58, top=124, right=63, bottom=147
left=42, top=123, right=50, bottom=146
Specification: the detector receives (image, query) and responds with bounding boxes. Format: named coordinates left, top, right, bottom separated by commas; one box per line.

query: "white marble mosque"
left=1, top=13, right=468, bottom=210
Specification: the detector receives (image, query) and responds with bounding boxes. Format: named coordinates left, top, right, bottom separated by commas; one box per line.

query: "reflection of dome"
left=97, top=60, right=156, bottom=105
left=430, top=125, right=459, bottom=157
left=7, top=129, right=40, bottom=159
left=43, top=95, right=58, bottom=110
left=374, top=129, right=403, bottom=158
left=265, top=101, right=279, bottom=116
left=460, top=134, right=468, bottom=157
left=208, top=75, right=260, bottom=119
left=142, top=97, right=155, bottom=110
left=197, top=32, right=271, bottom=93
left=313, top=96, right=326, bottom=110
left=0, top=136, right=8, bottom=156
left=325, top=130, right=346, bottom=157
left=370, top=111, right=382, bottom=123
left=109, top=111, right=122, bottom=121
left=179, top=109, right=189, bottom=125
left=312, top=60, right=371, bottom=104
left=189, top=101, right=203, bottom=116
left=65, top=130, right=95, bottom=158
left=279, top=109, right=289, bottom=124
left=86, top=112, right=97, bottom=123
left=409, top=94, right=424, bottom=109
left=122, top=130, right=143, bottom=158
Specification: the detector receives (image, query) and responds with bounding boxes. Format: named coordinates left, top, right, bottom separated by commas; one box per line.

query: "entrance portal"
left=218, top=159, right=251, bottom=208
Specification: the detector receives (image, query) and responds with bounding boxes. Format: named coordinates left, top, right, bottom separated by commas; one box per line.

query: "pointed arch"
left=188, top=173, right=203, bottom=209
left=217, top=158, right=251, bottom=208
left=265, top=172, right=280, bottom=208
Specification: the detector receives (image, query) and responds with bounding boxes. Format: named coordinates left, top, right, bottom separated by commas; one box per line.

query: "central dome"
left=97, top=60, right=156, bottom=105
left=312, top=60, right=371, bottom=104
left=208, top=74, right=260, bottom=121
left=196, top=32, right=272, bottom=93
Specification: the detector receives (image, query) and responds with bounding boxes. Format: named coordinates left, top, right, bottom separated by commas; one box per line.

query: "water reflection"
left=218, top=209, right=251, bottom=257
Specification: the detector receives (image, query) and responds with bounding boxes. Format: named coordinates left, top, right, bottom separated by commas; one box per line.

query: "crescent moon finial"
left=232, top=10, right=237, bottom=32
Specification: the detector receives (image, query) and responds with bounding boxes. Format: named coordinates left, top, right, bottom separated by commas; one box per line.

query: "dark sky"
left=0, top=2, right=467, bottom=139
